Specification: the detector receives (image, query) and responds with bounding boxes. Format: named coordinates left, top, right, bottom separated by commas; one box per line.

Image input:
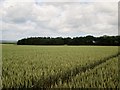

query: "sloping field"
left=2, top=44, right=119, bottom=88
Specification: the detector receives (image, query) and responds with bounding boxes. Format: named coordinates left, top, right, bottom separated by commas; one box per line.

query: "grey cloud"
left=1, top=1, right=118, bottom=40
left=36, top=0, right=118, bottom=2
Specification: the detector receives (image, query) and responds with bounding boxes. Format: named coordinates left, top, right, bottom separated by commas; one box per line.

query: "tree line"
left=17, top=35, right=120, bottom=46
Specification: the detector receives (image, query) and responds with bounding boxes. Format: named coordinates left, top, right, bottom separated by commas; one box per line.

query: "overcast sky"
left=0, top=0, right=118, bottom=41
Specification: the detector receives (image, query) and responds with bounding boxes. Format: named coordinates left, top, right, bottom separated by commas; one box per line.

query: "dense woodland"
left=17, top=35, right=120, bottom=46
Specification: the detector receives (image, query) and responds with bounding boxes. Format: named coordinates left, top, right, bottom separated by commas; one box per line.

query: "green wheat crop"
left=2, top=44, right=119, bottom=88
